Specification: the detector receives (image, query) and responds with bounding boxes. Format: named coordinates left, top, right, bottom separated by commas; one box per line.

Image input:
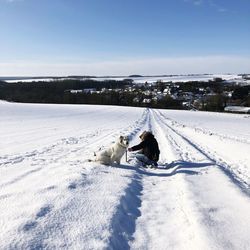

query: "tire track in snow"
left=0, top=129, right=113, bottom=167
left=151, top=110, right=250, bottom=249
left=0, top=167, right=43, bottom=188
left=5, top=109, right=150, bottom=250
left=0, top=108, right=148, bottom=167
left=0, top=109, right=149, bottom=190
left=155, top=109, right=250, bottom=195
left=0, top=129, right=115, bottom=190
left=1, top=110, right=148, bottom=192
left=158, top=111, right=250, bottom=145
left=130, top=109, right=214, bottom=249
left=110, top=109, right=211, bottom=249
left=107, top=172, right=143, bottom=250
left=106, top=111, right=151, bottom=249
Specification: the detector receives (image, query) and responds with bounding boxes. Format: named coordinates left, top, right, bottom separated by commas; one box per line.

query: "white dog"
left=93, top=136, right=129, bottom=165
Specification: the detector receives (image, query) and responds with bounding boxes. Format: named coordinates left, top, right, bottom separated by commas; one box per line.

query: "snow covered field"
left=3, top=74, right=242, bottom=84
left=1, top=102, right=250, bottom=249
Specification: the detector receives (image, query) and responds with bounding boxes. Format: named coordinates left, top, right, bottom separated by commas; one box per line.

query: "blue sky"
left=0, top=0, right=249, bottom=76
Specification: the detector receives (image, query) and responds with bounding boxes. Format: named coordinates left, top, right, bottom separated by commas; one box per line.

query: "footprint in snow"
left=68, top=182, right=77, bottom=189
left=208, top=207, right=219, bottom=213
left=46, top=185, right=56, bottom=190
left=23, top=221, right=38, bottom=232
left=36, top=205, right=52, bottom=218
left=22, top=205, right=52, bottom=232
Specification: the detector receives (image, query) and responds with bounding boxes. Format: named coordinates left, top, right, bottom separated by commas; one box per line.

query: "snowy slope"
left=3, top=74, right=241, bottom=83
left=0, top=102, right=250, bottom=250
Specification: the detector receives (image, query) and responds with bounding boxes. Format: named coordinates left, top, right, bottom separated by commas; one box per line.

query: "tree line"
left=0, top=78, right=249, bottom=111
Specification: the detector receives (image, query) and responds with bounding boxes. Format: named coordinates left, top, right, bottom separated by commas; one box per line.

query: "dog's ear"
left=119, top=135, right=124, bottom=142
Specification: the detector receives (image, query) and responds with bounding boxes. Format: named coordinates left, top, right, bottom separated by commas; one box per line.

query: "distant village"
left=67, top=75, right=250, bottom=113
left=1, top=74, right=250, bottom=113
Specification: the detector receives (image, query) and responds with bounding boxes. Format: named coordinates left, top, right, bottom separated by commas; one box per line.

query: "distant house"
left=69, top=88, right=96, bottom=94
left=69, top=89, right=83, bottom=94
left=182, top=92, right=193, bottom=101
left=133, top=97, right=140, bottom=103
left=223, top=91, right=233, bottom=98
left=142, top=98, right=151, bottom=104
left=143, top=90, right=151, bottom=96
left=182, top=101, right=191, bottom=108
left=163, top=88, right=171, bottom=95
left=171, top=94, right=178, bottom=100
left=82, top=88, right=96, bottom=93
left=193, top=99, right=204, bottom=109
left=156, top=93, right=164, bottom=100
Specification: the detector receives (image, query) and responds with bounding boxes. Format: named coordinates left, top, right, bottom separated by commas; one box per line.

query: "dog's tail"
left=94, top=152, right=96, bottom=157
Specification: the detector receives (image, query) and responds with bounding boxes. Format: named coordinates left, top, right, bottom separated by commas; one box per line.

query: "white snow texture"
left=0, top=101, right=250, bottom=250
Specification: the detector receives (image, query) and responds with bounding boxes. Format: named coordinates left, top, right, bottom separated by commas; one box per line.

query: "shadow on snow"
left=107, top=160, right=212, bottom=249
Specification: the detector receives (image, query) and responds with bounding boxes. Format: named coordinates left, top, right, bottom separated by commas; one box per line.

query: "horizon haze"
left=0, top=0, right=250, bottom=76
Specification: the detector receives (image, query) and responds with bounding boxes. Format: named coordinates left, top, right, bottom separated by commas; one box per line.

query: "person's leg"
left=136, top=154, right=158, bottom=167
left=136, top=154, right=152, bottom=165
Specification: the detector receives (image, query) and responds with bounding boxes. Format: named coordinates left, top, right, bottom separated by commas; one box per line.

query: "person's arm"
left=128, top=141, right=145, bottom=152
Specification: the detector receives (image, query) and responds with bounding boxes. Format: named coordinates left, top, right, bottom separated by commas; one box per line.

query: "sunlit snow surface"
left=1, top=102, right=250, bottom=249
left=3, top=74, right=242, bottom=83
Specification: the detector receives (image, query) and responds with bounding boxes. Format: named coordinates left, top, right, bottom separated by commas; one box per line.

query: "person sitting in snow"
left=128, top=131, right=160, bottom=167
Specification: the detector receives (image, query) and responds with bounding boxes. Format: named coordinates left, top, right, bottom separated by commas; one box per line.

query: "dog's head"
left=119, top=135, right=129, bottom=148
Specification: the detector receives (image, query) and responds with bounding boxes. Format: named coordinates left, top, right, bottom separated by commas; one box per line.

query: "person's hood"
left=142, top=131, right=154, bottom=141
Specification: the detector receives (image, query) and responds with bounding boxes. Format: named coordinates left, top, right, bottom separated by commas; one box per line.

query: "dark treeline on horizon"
left=0, top=78, right=182, bottom=109
left=0, top=79, right=126, bottom=102
left=0, top=78, right=249, bottom=111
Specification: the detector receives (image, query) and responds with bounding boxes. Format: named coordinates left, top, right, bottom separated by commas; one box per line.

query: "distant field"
left=1, top=73, right=242, bottom=83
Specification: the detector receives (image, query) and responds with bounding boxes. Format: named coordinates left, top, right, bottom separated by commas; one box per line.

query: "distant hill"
left=129, top=75, right=143, bottom=77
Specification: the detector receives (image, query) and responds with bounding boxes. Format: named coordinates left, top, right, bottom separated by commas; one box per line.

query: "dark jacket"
left=131, top=132, right=160, bottom=161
